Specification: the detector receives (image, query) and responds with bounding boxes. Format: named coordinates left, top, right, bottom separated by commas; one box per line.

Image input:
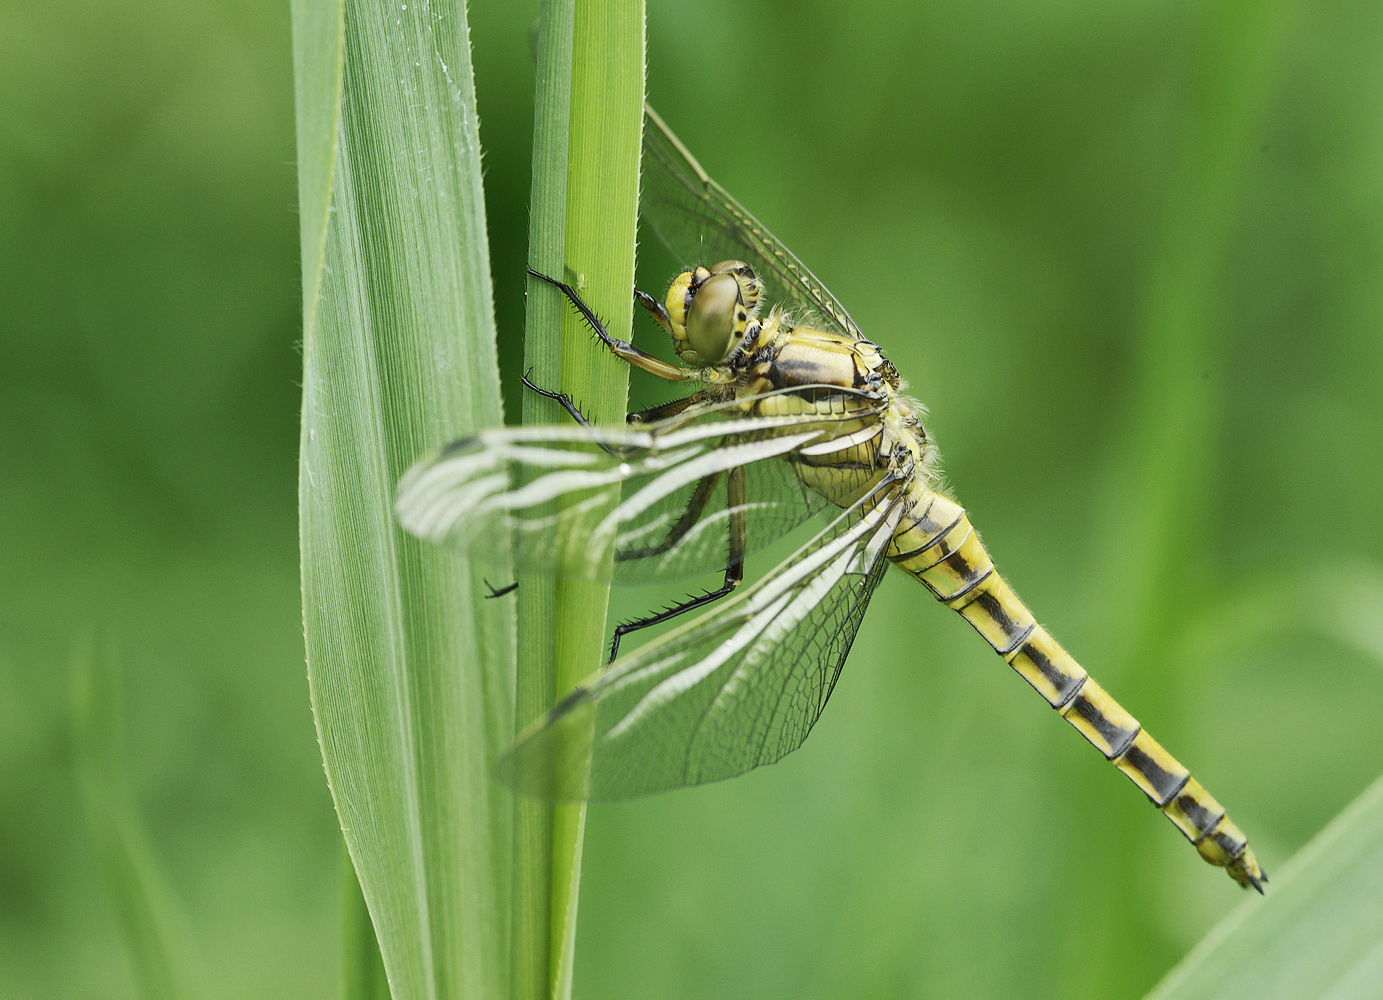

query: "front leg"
left=635, top=287, right=673, bottom=336
left=527, top=267, right=696, bottom=383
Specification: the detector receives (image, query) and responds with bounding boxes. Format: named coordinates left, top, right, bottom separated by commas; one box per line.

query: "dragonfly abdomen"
left=887, top=488, right=1265, bottom=891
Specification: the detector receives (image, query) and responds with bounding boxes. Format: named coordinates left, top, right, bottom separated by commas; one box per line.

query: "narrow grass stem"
left=518, top=2, right=645, bottom=998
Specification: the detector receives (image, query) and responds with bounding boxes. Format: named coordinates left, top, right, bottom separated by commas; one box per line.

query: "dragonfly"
left=396, top=105, right=1265, bottom=891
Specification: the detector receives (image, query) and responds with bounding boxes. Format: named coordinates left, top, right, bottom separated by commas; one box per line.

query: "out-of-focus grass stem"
left=1072, top=0, right=1296, bottom=990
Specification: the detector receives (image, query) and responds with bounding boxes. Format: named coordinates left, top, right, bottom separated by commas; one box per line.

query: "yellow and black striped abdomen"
left=888, top=487, right=1265, bottom=890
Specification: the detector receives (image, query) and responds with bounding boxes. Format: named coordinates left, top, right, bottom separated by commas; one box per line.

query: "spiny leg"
left=521, top=369, right=596, bottom=430
left=527, top=267, right=696, bottom=383
left=521, top=370, right=708, bottom=461
left=520, top=368, right=637, bottom=461
left=628, top=391, right=710, bottom=426
left=608, top=464, right=747, bottom=663
left=635, top=287, right=673, bottom=336
left=616, top=469, right=725, bottom=564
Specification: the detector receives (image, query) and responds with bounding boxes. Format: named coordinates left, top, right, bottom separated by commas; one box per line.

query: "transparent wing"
left=396, top=388, right=887, bottom=584
left=641, top=105, right=862, bottom=338
left=497, top=475, right=909, bottom=800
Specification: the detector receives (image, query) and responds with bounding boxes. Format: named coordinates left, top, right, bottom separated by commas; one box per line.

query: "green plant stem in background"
left=1098, top=0, right=1296, bottom=663
left=516, top=3, right=645, bottom=998
left=1061, top=0, right=1296, bottom=987
left=293, top=0, right=514, bottom=997
left=340, top=850, right=390, bottom=1000
left=70, top=636, right=191, bottom=1000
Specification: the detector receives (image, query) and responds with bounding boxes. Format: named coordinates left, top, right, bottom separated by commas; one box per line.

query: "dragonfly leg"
left=616, top=469, right=725, bottom=564
left=527, top=267, right=697, bottom=382
left=521, top=369, right=595, bottom=428
left=608, top=464, right=747, bottom=663
left=635, top=286, right=673, bottom=337
left=521, top=369, right=636, bottom=459
left=627, top=391, right=710, bottom=425
left=482, top=578, right=518, bottom=599
left=526, top=368, right=711, bottom=448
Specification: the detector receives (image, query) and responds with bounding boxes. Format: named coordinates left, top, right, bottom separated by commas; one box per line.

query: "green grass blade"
left=510, top=3, right=573, bottom=998
left=292, top=0, right=513, bottom=996
left=515, top=3, right=644, bottom=998
left=69, top=635, right=191, bottom=1000
left=551, top=7, right=647, bottom=995
left=1145, top=775, right=1383, bottom=1000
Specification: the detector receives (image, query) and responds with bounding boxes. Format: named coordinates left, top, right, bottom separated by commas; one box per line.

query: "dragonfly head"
left=665, top=260, right=763, bottom=365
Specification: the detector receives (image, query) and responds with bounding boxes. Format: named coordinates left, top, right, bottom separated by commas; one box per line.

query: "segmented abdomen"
left=887, top=486, right=1264, bottom=890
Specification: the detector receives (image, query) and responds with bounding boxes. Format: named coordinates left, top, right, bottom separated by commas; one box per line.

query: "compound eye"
left=686, top=270, right=742, bottom=363
left=708, top=259, right=761, bottom=313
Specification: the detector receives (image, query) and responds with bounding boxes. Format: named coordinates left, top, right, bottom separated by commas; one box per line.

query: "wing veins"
left=732, top=485, right=906, bottom=773
left=642, top=105, right=862, bottom=338
left=591, top=473, right=907, bottom=788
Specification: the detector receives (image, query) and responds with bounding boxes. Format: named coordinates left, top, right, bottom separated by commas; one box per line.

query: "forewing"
left=641, top=105, right=863, bottom=338
left=395, top=399, right=880, bottom=583
left=497, top=478, right=908, bottom=800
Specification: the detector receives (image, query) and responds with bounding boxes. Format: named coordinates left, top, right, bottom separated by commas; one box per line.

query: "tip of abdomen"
left=1227, top=848, right=1267, bottom=893
left=1195, top=815, right=1266, bottom=892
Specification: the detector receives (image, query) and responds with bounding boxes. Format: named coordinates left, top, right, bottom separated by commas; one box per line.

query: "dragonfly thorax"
left=664, top=259, right=763, bottom=365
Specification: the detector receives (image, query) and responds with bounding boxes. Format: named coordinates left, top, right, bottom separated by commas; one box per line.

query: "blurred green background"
left=4, top=0, right=1382, bottom=997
